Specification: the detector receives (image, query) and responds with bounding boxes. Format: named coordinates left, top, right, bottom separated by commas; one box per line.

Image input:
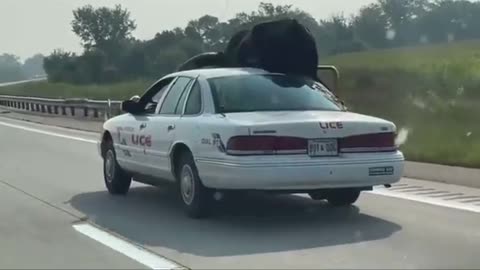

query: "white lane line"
left=402, top=188, right=435, bottom=193
left=73, top=223, right=184, bottom=270
left=389, top=185, right=423, bottom=191
left=0, top=120, right=97, bottom=144
left=368, top=189, right=480, bottom=214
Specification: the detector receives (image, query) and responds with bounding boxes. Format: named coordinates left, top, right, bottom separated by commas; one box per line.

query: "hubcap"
left=105, top=150, right=115, bottom=183
left=180, top=165, right=195, bottom=205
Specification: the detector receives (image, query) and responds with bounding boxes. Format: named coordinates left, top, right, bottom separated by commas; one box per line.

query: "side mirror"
left=129, top=95, right=141, bottom=102
left=121, top=99, right=142, bottom=114
left=317, top=65, right=339, bottom=93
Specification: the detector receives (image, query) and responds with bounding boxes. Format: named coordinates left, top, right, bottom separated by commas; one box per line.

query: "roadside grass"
left=326, top=39, right=480, bottom=72
left=1, top=40, right=480, bottom=167
left=0, top=79, right=153, bottom=100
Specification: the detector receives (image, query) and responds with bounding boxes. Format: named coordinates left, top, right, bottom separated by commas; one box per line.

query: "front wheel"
left=103, top=142, right=132, bottom=195
left=176, top=151, right=212, bottom=219
left=326, top=189, right=360, bottom=206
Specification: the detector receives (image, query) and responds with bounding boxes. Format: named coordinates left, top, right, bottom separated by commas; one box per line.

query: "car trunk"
left=224, top=111, right=395, bottom=138
left=223, top=111, right=397, bottom=156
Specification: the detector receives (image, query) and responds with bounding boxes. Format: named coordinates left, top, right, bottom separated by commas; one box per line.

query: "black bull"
left=177, top=19, right=319, bottom=81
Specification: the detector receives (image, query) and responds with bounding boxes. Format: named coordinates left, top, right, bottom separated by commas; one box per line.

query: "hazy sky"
left=1, top=0, right=374, bottom=60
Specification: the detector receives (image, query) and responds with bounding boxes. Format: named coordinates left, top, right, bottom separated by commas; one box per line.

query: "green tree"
left=71, top=4, right=136, bottom=53
left=378, top=0, right=429, bottom=45
left=22, top=54, right=46, bottom=78
left=417, top=0, right=480, bottom=43
left=0, top=53, right=25, bottom=83
left=353, top=4, right=389, bottom=49
left=318, top=15, right=364, bottom=55
left=43, top=50, right=77, bottom=83
left=186, top=15, right=223, bottom=50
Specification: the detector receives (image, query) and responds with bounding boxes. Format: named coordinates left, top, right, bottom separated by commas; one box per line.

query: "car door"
left=115, top=77, right=175, bottom=174
left=140, top=76, right=195, bottom=181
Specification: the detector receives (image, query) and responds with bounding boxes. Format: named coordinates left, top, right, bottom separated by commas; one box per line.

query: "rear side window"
left=174, top=80, right=194, bottom=114
left=184, top=81, right=202, bottom=115
left=160, top=77, right=192, bottom=115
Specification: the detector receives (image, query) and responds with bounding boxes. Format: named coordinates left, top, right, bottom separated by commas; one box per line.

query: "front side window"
left=208, top=74, right=342, bottom=113
left=140, top=78, right=174, bottom=114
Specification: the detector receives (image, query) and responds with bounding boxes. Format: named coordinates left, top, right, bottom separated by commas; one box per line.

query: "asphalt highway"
left=1, top=116, right=479, bottom=269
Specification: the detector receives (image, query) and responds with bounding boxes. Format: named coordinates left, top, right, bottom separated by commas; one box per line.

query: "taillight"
left=339, top=132, right=396, bottom=153
left=226, top=136, right=307, bottom=155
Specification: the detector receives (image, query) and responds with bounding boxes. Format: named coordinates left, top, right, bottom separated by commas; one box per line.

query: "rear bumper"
left=196, top=151, right=405, bottom=190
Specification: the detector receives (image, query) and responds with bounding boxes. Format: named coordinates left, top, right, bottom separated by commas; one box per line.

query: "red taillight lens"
left=226, top=136, right=307, bottom=155
left=226, top=133, right=396, bottom=156
left=339, top=132, right=396, bottom=153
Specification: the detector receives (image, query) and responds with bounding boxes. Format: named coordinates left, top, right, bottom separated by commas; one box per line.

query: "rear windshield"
left=208, top=74, right=342, bottom=113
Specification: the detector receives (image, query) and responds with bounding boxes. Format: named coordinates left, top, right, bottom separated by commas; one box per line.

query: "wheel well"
left=170, top=143, right=192, bottom=179
left=101, top=131, right=113, bottom=158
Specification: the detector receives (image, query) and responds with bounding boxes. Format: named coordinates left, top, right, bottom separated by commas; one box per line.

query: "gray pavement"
left=1, top=116, right=480, bottom=269
left=0, top=180, right=145, bottom=269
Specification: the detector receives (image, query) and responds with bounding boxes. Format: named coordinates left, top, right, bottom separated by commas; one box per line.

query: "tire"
left=326, top=189, right=360, bottom=207
left=103, top=141, right=132, bottom=195
left=308, top=191, right=326, bottom=201
left=176, top=151, right=212, bottom=219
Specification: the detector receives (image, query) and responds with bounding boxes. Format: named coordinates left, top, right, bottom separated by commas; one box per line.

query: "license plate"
left=308, top=139, right=338, bottom=157
left=369, top=166, right=394, bottom=176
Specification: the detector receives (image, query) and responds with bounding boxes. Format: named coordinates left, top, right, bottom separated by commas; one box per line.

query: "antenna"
left=222, top=0, right=229, bottom=21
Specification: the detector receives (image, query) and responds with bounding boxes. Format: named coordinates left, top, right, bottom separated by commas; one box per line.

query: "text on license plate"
left=308, top=139, right=338, bottom=157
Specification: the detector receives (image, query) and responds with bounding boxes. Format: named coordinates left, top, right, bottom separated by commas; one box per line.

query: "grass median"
left=1, top=40, right=480, bottom=168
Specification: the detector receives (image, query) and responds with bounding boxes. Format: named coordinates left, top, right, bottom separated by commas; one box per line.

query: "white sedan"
left=98, top=67, right=404, bottom=218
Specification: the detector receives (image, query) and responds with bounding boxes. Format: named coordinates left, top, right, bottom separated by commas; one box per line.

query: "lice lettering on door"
left=131, top=134, right=152, bottom=147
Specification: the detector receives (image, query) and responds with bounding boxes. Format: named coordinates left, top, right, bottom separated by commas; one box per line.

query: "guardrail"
left=0, top=95, right=123, bottom=120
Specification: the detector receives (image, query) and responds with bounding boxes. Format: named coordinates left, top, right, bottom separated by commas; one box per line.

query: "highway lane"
left=1, top=117, right=480, bottom=269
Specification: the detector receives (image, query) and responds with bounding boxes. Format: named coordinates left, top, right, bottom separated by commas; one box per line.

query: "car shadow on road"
left=69, top=185, right=401, bottom=257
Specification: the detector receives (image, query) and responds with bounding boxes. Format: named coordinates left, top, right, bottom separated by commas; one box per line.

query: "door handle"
left=167, top=124, right=175, bottom=131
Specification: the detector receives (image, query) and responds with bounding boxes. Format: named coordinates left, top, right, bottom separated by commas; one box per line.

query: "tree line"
left=0, top=54, right=45, bottom=83
left=43, top=0, right=480, bottom=85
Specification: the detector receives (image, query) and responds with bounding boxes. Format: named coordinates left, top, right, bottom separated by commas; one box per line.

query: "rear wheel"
left=326, top=189, right=360, bottom=206
left=176, top=151, right=212, bottom=218
left=308, top=191, right=326, bottom=201
left=103, top=141, right=132, bottom=195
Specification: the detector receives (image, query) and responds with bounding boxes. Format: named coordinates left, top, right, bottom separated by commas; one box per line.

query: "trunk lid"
left=224, top=111, right=396, bottom=138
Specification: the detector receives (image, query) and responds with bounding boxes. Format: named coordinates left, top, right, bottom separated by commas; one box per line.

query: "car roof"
left=166, top=67, right=273, bottom=79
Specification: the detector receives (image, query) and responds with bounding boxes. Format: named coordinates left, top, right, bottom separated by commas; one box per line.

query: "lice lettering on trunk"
left=320, top=122, right=344, bottom=129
